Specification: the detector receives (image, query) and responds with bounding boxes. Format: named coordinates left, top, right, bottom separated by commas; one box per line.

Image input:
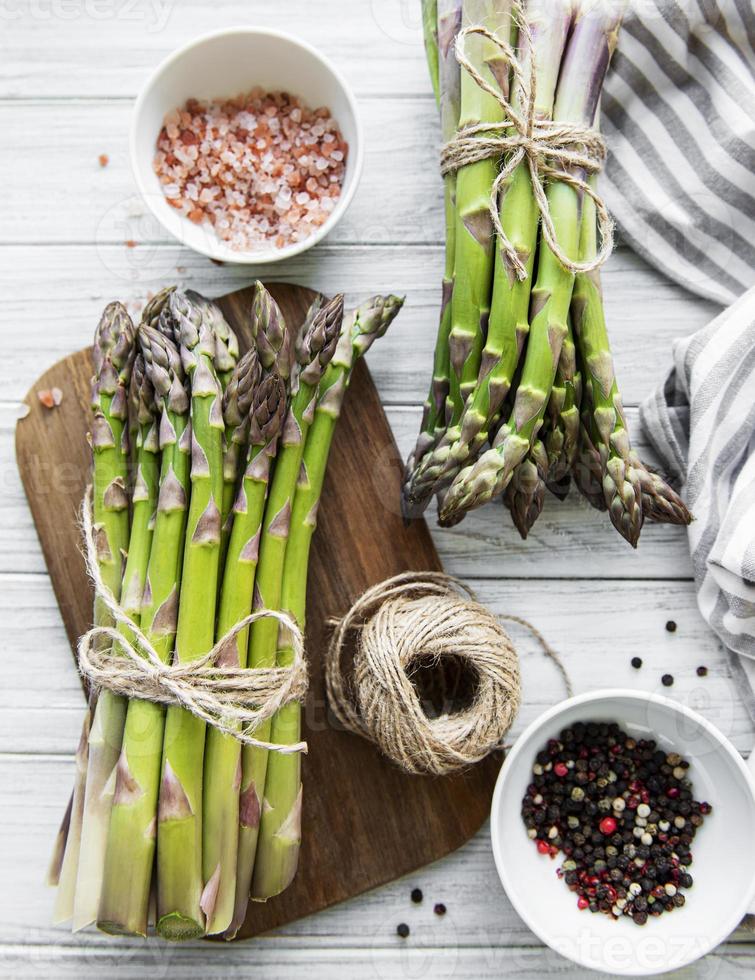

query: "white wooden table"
left=2, top=1, right=753, bottom=976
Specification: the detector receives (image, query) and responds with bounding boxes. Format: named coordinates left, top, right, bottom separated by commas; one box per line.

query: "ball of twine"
left=325, top=572, right=525, bottom=776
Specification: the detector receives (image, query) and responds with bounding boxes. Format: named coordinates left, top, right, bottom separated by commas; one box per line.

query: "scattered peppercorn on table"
left=4, top=0, right=755, bottom=977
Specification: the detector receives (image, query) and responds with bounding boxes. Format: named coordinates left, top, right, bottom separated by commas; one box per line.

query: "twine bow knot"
left=77, top=486, right=309, bottom=754
left=441, top=18, right=613, bottom=279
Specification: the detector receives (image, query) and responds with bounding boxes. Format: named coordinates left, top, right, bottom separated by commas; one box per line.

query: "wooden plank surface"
left=15, top=280, right=500, bottom=940
left=2, top=575, right=749, bottom=757
left=2, top=0, right=752, bottom=975
left=0, top=245, right=719, bottom=406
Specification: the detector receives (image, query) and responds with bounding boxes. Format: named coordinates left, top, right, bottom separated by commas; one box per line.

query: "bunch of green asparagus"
left=404, top=0, right=691, bottom=543
left=49, top=283, right=403, bottom=940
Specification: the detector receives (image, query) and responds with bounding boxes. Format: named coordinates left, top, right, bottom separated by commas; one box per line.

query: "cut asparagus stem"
left=229, top=294, right=343, bottom=936
left=202, top=374, right=287, bottom=937
left=403, top=0, right=462, bottom=502
left=48, top=791, right=73, bottom=888
left=440, top=1, right=624, bottom=522
left=156, top=290, right=226, bottom=941
left=446, top=0, right=513, bottom=423
left=67, top=303, right=136, bottom=931
left=52, top=713, right=90, bottom=922
left=407, top=0, right=573, bottom=511
left=251, top=295, right=404, bottom=904
left=97, top=325, right=190, bottom=937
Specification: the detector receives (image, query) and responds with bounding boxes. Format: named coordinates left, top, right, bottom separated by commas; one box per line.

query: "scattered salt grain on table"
left=38, top=387, right=63, bottom=409
left=153, top=89, right=348, bottom=253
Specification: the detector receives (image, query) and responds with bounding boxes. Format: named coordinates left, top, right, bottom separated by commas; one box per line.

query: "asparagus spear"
left=202, top=286, right=295, bottom=936
left=76, top=351, right=161, bottom=931
left=251, top=295, right=404, bottom=904
left=97, top=325, right=190, bottom=937
left=446, top=0, right=513, bottom=423
left=440, top=1, right=624, bottom=522
left=141, top=286, right=176, bottom=332
left=63, top=304, right=136, bottom=929
left=634, top=463, right=692, bottom=525
left=544, top=318, right=582, bottom=483
left=228, top=294, right=343, bottom=936
left=571, top=184, right=643, bottom=545
left=574, top=321, right=691, bottom=527
left=186, top=292, right=242, bottom=548
left=572, top=182, right=691, bottom=537
left=156, top=290, right=226, bottom=940
left=406, top=0, right=573, bottom=508
left=219, top=348, right=261, bottom=553
left=191, top=290, right=240, bottom=391
left=573, top=378, right=608, bottom=511
left=404, top=0, right=462, bottom=493
left=250, top=282, right=294, bottom=385
left=503, top=436, right=548, bottom=539
left=421, top=0, right=441, bottom=106
left=202, top=374, right=287, bottom=936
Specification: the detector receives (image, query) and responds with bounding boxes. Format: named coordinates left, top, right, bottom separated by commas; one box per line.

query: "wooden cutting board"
left=15, top=281, right=500, bottom=939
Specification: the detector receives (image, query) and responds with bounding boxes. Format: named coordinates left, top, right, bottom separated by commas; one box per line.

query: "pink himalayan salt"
left=153, top=90, right=348, bottom=253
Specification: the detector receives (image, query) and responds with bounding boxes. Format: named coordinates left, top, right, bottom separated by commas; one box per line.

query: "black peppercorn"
left=665, top=620, right=677, bottom=633
left=696, top=666, right=708, bottom=677
left=410, top=888, right=423, bottom=904
left=631, top=657, right=642, bottom=669
left=661, top=674, right=674, bottom=687
left=397, top=923, right=410, bottom=938
left=433, top=903, right=446, bottom=916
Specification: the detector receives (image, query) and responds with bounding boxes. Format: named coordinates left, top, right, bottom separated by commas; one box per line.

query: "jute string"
left=441, top=4, right=613, bottom=279
left=325, top=572, right=571, bottom=776
left=77, top=486, right=309, bottom=754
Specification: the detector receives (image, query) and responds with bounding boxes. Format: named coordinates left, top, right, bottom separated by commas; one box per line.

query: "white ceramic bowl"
left=491, top=689, right=755, bottom=976
left=130, top=28, right=363, bottom=264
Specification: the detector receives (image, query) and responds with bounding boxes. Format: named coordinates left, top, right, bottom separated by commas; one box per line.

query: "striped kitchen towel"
left=602, top=0, right=755, bottom=305
left=640, top=285, right=755, bottom=660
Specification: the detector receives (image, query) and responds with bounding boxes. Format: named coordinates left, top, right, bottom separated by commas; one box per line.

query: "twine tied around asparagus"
left=441, top=11, right=613, bottom=280
left=325, top=571, right=569, bottom=776
left=76, top=487, right=309, bottom=754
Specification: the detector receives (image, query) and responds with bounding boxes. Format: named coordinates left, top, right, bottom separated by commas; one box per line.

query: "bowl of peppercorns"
left=490, top=689, right=755, bottom=976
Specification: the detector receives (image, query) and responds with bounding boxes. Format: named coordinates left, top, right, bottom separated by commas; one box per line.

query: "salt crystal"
left=154, top=88, right=346, bottom=252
